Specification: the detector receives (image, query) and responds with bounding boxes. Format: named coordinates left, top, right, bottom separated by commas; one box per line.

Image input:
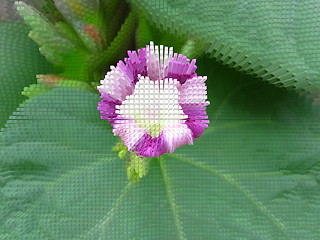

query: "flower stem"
left=85, top=9, right=137, bottom=81
left=97, top=0, right=120, bottom=39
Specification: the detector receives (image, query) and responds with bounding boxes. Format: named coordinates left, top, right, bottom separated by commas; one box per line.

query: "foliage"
left=129, top=0, right=320, bottom=95
left=1, top=0, right=320, bottom=239
left=0, top=22, right=52, bottom=129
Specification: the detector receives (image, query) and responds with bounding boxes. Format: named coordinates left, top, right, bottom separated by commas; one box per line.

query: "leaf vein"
left=171, top=153, right=293, bottom=240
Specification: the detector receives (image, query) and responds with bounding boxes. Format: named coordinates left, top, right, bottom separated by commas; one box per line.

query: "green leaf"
left=16, top=1, right=76, bottom=63
left=53, top=0, right=103, bottom=52
left=22, top=79, right=93, bottom=100
left=135, top=13, right=186, bottom=53
left=128, top=0, right=320, bottom=94
left=22, top=84, right=52, bottom=99
left=56, top=50, right=91, bottom=81
left=0, top=88, right=118, bottom=239
left=0, top=22, right=52, bottom=130
left=85, top=9, right=137, bottom=81
left=1, top=56, right=319, bottom=239
left=158, top=56, right=320, bottom=239
left=15, top=1, right=96, bottom=81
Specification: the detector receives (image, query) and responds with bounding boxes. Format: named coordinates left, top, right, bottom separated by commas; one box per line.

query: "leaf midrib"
left=159, top=159, right=185, bottom=240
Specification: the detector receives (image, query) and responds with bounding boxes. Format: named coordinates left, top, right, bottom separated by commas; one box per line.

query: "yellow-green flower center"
left=135, top=110, right=164, bottom=137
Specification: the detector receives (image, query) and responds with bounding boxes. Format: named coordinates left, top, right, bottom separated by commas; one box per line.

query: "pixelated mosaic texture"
left=130, top=0, right=320, bottom=97
left=98, top=42, right=210, bottom=158
left=0, top=0, right=320, bottom=239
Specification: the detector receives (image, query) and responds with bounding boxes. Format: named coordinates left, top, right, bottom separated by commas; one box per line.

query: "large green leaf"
left=0, top=56, right=319, bottom=239
left=0, top=22, right=52, bottom=129
left=160, top=57, right=320, bottom=239
left=128, top=0, right=320, bottom=94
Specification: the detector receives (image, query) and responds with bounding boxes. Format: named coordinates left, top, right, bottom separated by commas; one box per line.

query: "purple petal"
left=166, top=59, right=198, bottom=84
left=97, top=42, right=210, bottom=157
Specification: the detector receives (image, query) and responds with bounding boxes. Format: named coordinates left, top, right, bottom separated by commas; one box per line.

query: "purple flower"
left=97, top=41, right=210, bottom=157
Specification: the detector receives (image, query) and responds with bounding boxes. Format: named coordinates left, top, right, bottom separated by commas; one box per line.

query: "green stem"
left=86, top=9, right=137, bottom=81
left=135, top=13, right=154, bottom=49
left=104, top=0, right=127, bottom=46
left=105, top=0, right=120, bottom=28
left=97, top=0, right=120, bottom=39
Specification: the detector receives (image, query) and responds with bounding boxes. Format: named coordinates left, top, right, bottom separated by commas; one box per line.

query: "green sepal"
left=113, top=141, right=150, bottom=184
left=112, top=141, right=127, bottom=156
left=126, top=154, right=150, bottom=184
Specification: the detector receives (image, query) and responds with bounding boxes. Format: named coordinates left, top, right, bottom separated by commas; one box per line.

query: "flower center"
left=118, top=76, right=187, bottom=138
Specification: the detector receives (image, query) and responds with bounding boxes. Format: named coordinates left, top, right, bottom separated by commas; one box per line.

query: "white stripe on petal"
left=98, top=64, right=135, bottom=102
left=146, top=41, right=174, bottom=81
left=177, top=76, right=210, bottom=105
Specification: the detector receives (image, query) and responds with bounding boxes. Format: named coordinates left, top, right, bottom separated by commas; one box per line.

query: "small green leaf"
left=15, top=1, right=76, bottom=64
left=22, top=84, right=52, bottom=99
left=22, top=78, right=93, bottom=100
